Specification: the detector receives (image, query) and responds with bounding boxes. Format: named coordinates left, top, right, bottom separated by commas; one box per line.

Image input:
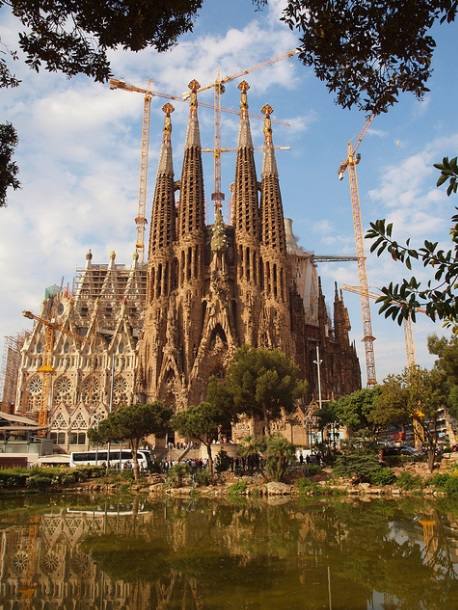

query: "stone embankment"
left=75, top=474, right=447, bottom=498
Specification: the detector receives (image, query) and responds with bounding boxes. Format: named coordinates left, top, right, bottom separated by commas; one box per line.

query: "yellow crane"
left=22, top=309, right=82, bottom=432
left=338, top=115, right=377, bottom=386
left=183, top=48, right=299, bottom=217
left=109, top=78, right=290, bottom=261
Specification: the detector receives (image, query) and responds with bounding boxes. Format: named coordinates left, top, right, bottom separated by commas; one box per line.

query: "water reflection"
left=0, top=496, right=457, bottom=609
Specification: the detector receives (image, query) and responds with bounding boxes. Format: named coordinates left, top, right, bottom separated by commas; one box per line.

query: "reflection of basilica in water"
left=1, top=499, right=458, bottom=610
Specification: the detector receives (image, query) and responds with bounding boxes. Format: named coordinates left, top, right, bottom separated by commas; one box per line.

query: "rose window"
left=27, top=376, right=43, bottom=412
left=113, top=376, right=129, bottom=407
left=54, top=376, right=72, bottom=407
left=81, top=376, right=101, bottom=405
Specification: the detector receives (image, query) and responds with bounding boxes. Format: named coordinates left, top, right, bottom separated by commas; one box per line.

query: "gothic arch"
left=26, top=374, right=43, bottom=413
left=50, top=408, right=69, bottom=430
left=70, top=408, right=88, bottom=431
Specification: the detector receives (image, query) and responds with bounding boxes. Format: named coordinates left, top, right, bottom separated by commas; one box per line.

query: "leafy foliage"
left=375, top=367, right=448, bottom=471
left=215, top=449, right=231, bottom=473
left=88, top=402, right=171, bottom=480
left=324, top=387, right=381, bottom=437
left=222, top=346, right=305, bottom=433
left=1, top=1, right=204, bottom=85
left=282, top=1, right=457, bottom=115
left=428, top=334, right=458, bottom=420
left=366, top=206, right=457, bottom=326
left=172, top=402, right=230, bottom=476
left=0, top=123, right=20, bottom=207
left=259, top=434, right=296, bottom=482
left=334, top=449, right=395, bottom=485
left=396, top=471, right=423, bottom=490
left=166, top=463, right=189, bottom=488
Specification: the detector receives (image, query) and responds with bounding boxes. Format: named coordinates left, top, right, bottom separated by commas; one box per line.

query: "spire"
left=149, top=103, right=176, bottom=255
left=178, top=80, right=205, bottom=239
left=233, top=81, right=259, bottom=240
left=260, top=104, right=286, bottom=253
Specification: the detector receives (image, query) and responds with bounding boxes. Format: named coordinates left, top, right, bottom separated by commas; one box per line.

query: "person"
left=306, top=454, right=310, bottom=465
left=299, top=452, right=304, bottom=465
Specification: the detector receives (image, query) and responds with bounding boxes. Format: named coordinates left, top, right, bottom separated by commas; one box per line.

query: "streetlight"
left=313, top=344, right=323, bottom=444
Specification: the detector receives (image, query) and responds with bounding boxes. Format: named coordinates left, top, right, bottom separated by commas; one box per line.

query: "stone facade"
left=14, top=79, right=360, bottom=450
left=15, top=254, right=146, bottom=452
left=137, top=80, right=361, bottom=444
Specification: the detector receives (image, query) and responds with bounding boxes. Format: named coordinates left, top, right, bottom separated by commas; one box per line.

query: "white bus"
left=69, top=449, right=153, bottom=471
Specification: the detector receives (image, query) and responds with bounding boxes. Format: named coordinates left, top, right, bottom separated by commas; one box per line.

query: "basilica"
left=13, top=79, right=360, bottom=451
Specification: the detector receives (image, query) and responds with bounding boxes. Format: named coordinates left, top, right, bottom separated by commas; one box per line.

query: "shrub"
left=444, top=477, right=458, bottom=496
left=396, top=471, right=423, bottom=490
left=194, top=469, right=211, bottom=486
left=263, top=435, right=296, bottom=482
left=303, top=464, right=321, bottom=477
left=297, top=478, right=314, bottom=494
left=26, top=474, right=53, bottom=490
left=166, top=463, right=189, bottom=488
left=429, top=472, right=458, bottom=495
left=215, top=449, right=231, bottom=473
left=371, top=467, right=396, bottom=486
left=0, top=469, right=28, bottom=488
left=429, top=473, right=451, bottom=488
left=228, top=480, right=247, bottom=496
left=334, top=450, right=395, bottom=485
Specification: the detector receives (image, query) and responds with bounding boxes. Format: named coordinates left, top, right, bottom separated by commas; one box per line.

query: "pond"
left=0, top=494, right=457, bottom=609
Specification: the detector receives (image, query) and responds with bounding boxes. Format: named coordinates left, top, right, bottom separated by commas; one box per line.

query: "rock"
left=265, top=482, right=292, bottom=496
left=149, top=483, right=165, bottom=493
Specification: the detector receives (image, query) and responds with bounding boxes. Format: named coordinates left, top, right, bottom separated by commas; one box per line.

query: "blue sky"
left=0, top=0, right=456, bottom=383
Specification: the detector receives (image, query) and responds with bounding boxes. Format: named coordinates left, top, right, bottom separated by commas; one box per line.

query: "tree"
left=0, top=0, right=204, bottom=206
left=0, top=123, right=20, bottom=207
left=1, top=1, right=204, bottom=86
left=88, top=402, right=172, bottom=480
left=375, top=367, right=448, bottom=471
left=428, top=333, right=458, bottom=419
left=172, top=402, right=230, bottom=477
left=223, top=346, right=306, bottom=435
left=326, top=387, right=382, bottom=442
left=282, top=1, right=457, bottom=115
left=282, top=1, right=458, bottom=325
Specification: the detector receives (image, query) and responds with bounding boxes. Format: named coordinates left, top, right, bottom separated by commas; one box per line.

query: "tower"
left=233, top=81, right=261, bottom=346
left=258, top=104, right=291, bottom=353
left=141, top=102, right=177, bottom=402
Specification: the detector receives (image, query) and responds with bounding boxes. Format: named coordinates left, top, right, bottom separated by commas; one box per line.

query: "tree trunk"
left=427, top=448, right=435, bottom=473
left=205, top=443, right=214, bottom=479
left=130, top=440, right=140, bottom=481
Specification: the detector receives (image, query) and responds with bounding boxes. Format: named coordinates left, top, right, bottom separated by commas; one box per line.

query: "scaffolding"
left=72, top=264, right=148, bottom=300
left=0, top=332, right=29, bottom=411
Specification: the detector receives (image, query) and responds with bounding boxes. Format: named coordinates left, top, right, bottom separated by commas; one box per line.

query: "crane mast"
left=347, top=145, right=376, bottom=385
left=338, top=115, right=377, bottom=386
left=340, top=284, right=421, bottom=370
left=212, top=73, right=225, bottom=212
left=135, top=88, right=152, bottom=264
left=23, top=309, right=82, bottom=432
left=188, top=49, right=298, bottom=219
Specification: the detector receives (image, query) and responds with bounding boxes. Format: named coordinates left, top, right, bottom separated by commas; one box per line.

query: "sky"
left=0, top=0, right=456, bottom=384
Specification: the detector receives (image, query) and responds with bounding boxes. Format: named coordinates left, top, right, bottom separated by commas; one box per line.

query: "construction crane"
left=338, top=114, right=377, bottom=386
left=183, top=48, right=299, bottom=217
left=109, top=78, right=290, bottom=261
left=341, top=284, right=426, bottom=369
left=22, top=309, right=82, bottom=432
left=312, top=255, right=358, bottom=263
